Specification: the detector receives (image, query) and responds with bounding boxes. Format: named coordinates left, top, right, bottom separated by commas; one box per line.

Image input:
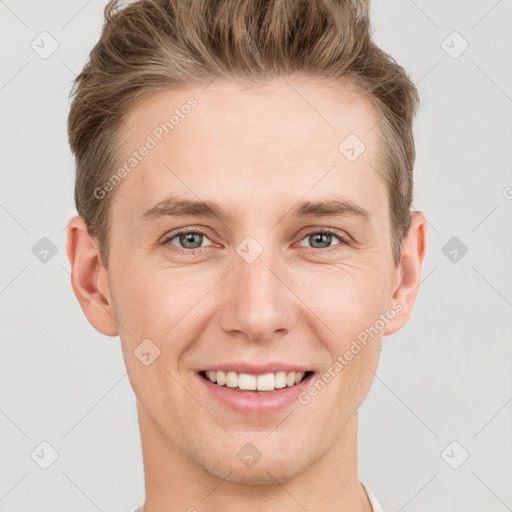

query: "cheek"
left=297, top=261, right=392, bottom=345
left=110, top=241, right=393, bottom=349
left=300, top=267, right=388, bottom=416
left=109, top=262, right=199, bottom=410
left=110, top=258, right=215, bottom=346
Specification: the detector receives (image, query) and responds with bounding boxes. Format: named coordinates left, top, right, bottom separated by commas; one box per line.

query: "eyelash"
left=159, top=227, right=351, bottom=255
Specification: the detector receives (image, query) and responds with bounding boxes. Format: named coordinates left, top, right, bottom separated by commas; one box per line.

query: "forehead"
left=113, top=77, right=387, bottom=224
left=122, top=77, right=379, bottom=153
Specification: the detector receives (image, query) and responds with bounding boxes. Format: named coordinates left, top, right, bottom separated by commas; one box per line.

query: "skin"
left=66, top=77, right=427, bottom=512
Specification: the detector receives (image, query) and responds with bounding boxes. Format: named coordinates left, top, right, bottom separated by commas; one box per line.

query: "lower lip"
left=198, top=373, right=314, bottom=415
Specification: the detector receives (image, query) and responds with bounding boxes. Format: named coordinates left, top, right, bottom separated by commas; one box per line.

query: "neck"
left=137, top=400, right=372, bottom=512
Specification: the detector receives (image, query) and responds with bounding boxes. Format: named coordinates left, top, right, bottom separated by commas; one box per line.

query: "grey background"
left=1, top=0, right=511, bottom=511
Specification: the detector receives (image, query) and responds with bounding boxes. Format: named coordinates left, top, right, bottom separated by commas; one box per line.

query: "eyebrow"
left=139, top=196, right=371, bottom=224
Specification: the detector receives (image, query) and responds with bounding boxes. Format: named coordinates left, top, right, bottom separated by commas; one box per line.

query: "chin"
left=190, top=441, right=317, bottom=486
left=209, top=459, right=308, bottom=486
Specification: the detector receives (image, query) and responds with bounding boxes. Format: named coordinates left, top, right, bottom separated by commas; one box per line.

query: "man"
left=66, top=1, right=427, bottom=510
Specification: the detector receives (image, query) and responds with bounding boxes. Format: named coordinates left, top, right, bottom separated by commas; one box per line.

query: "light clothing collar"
left=361, top=481, right=385, bottom=512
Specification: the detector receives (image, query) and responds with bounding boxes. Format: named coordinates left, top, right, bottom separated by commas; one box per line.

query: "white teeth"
left=238, top=373, right=257, bottom=390
left=226, top=371, right=238, bottom=388
left=203, top=370, right=308, bottom=391
left=294, top=372, right=305, bottom=384
left=274, top=371, right=287, bottom=389
left=256, top=373, right=275, bottom=391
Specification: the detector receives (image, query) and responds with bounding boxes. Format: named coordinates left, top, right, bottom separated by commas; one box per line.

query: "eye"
left=159, top=227, right=350, bottom=254
left=298, top=229, right=350, bottom=251
left=161, top=228, right=213, bottom=251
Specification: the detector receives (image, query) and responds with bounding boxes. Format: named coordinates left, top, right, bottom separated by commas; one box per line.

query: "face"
left=86, top=78, right=408, bottom=484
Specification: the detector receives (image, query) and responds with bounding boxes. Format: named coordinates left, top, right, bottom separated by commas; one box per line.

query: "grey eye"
left=171, top=231, right=210, bottom=249
left=301, top=232, right=341, bottom=249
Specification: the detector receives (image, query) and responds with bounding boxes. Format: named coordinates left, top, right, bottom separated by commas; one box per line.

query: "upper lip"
left=200, top=362, right=311, bottom=375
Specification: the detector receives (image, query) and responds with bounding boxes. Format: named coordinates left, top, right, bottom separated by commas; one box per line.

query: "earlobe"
left=66, top=216, right=119, bottom=337
left=383, top=211, right=428, bottom=336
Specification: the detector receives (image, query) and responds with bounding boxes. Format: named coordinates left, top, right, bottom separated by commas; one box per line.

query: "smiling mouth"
left=199, top=370, right=313, bottom=393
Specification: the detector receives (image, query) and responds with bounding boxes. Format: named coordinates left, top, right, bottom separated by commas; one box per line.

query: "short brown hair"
left=68, top=0, right=420, bottom=268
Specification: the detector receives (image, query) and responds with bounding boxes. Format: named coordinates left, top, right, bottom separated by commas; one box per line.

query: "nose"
left=217, top=248, right=298, bottom=344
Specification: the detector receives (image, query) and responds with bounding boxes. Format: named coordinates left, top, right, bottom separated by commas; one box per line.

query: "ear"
left=65, top=216, right=118, bottom=337
left=383, top=211, right=428, bottom=336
